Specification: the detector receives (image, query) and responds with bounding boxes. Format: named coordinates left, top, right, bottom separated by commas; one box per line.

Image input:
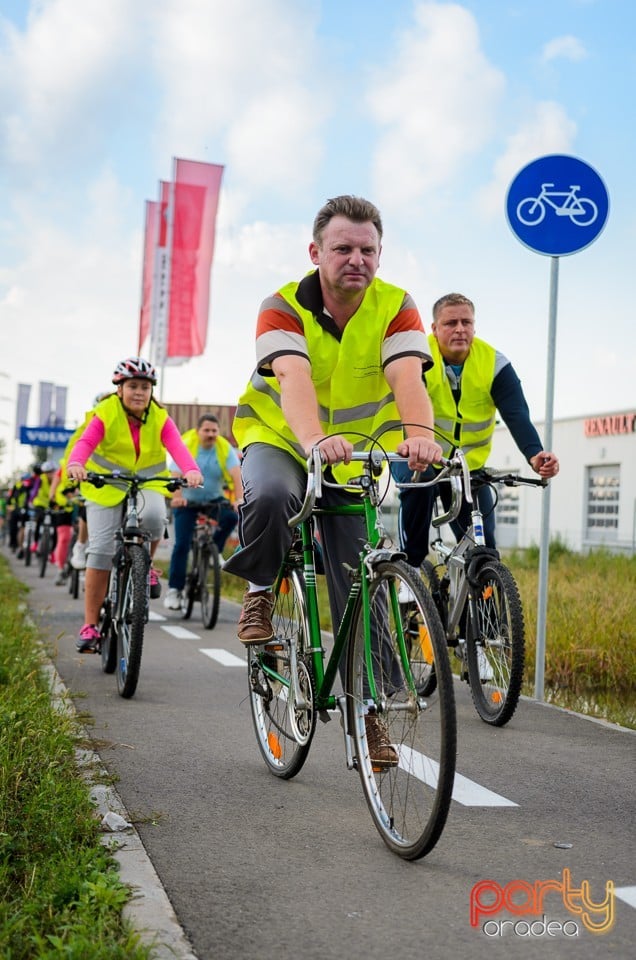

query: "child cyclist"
left=66, top=356, right=202, bottom=653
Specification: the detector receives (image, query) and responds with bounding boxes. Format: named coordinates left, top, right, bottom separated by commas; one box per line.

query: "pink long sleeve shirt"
left=68, top=414, right=199, bottom=475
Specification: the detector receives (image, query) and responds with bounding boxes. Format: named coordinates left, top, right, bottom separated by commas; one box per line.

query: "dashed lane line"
left=200, top=648, right=245, bottom=667
left=615, top=886, right=636, bottom=909
left=160, top=625, right=201, bottom=640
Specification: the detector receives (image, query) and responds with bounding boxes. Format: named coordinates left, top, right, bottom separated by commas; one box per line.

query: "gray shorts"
left=85, top=492, right=167, bottom=570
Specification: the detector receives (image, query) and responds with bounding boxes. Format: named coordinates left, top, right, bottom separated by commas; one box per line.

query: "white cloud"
left=477, top=101, right=577, bottom=218
left=0, top=0, right=138, bottom=175
left=366, top=2, right=505, bottom=208
left=149, top=0, right=326, bottom=193
left=542, top=35, right=588, bottom=63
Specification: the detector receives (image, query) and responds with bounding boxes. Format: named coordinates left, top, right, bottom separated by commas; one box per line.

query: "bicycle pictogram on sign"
left=516, top=184, right=597, bottom=227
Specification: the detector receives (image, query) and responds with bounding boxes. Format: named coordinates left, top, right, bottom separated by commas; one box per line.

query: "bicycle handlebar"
left=288, top=448, right=466, bottom=529
left=85, top=471, right=185, bottom=493
left=472, top=468, right=548, bottom=489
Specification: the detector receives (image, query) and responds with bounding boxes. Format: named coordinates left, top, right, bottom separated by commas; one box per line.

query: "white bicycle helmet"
left=41, top=460, right=58, bottom=472
left=112, top=356, right=157, bottom=385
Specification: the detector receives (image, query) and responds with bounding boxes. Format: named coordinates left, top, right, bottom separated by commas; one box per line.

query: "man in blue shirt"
left=164, top=415, right=243, bottom=610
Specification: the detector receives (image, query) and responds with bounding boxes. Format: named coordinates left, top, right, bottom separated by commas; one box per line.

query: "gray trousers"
left=223, top=443, right=402, bottom=691
left=223, top=443, right=368, bottom=632
left=85, top=492, right=166, bottom=570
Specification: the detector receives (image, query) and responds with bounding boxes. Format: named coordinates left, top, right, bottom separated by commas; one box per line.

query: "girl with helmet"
left=66, top=356, right=203, bottom=653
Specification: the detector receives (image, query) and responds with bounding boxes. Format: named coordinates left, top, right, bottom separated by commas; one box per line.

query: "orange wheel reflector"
left=280, top=578, right=290, bottom=594
left=418, top=626, right=434, bottom=664
left=491, top=690, right=503, bottom=704
left=268, top=732, right=283, bottom=759
left=482, top=585, right=494, bottom=600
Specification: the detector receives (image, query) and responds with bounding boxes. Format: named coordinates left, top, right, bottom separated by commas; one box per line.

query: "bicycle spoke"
left=248, top=568, right=315, bottom=778
left=466, top=561, right=525, bottom=725
left=346, top=561, right=456, bottom=860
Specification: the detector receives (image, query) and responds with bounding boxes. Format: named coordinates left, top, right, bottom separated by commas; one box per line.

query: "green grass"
left=216, top=544, right=636, bottom=729
left=0, top=558, right=153, bottom=960
left=505, top=543, right=636, bottom=729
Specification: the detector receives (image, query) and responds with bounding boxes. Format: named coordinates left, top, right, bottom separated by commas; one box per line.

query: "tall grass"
left=0, top=558, right=152, bottom=959
left=506, top=543, right=636, bottom=728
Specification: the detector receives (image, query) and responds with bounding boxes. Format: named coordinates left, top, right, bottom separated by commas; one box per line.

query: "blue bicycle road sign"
left=506, top=154, right=609, bottom=256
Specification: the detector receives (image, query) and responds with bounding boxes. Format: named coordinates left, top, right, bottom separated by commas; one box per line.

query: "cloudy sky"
left=0, top=0, right=633, bottom=472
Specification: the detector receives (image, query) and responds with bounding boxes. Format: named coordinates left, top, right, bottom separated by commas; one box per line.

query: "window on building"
left=494, top=479, right=519, bottom=526
left=585, top=465, right=620, bottom=542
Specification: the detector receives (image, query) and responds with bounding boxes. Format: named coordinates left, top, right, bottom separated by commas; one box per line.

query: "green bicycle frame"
left=268, top=485, right=411, bottom=713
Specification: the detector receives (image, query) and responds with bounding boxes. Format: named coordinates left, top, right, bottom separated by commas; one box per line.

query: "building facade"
left=490, top=408, right=636, bottom=554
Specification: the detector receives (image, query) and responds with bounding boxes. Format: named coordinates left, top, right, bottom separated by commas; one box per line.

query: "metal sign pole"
left=505, top=153, right=609, bottom=704
left=535, top=255, right=559, bottom=700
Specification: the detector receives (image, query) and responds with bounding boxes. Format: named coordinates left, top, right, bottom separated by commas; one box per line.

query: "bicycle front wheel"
left=248, top=567, right=315, bottom=779
left=200, top=542, right=221, bottom=629
left=115, top=545, right=147, bottom=698
left=346, top=560, right=456, bottom=860
left=465, top=560, right=525, bottom=726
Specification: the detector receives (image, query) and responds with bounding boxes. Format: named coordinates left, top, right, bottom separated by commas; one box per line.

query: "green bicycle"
left=247, top=447, right=457, bottom=860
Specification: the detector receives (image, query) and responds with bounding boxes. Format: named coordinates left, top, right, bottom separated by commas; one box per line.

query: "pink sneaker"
left=149, top=567, right=162, bottom=599
left=76, top=623, right=101, bottom=654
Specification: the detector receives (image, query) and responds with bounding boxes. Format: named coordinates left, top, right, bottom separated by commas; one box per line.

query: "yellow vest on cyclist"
left=180, top=429, right=235, bottom=497
left=233, top=276, right=408, bottom=482
left=81, top=395, right=170, bottom=506
left=32, top=473, right=52, bottom=509
left=425, top=334, right=497, bottom=469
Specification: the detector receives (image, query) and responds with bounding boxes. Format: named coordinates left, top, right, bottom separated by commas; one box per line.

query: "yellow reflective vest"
left=80, top=395, right=170, bottom=505
left=425, top=334, right=497, bottom=469
left=32, top=473, right=51, bottom=509
left=180, top=429, right=235, bottom=495
left=233, top=277, right=408, bottom=479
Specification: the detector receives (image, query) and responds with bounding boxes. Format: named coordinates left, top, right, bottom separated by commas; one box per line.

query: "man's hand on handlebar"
left=306, top=435, right=354, bottom=465
left=529, top=451, right=559, bottom=479
left=397, top=436, right=443, bottom=471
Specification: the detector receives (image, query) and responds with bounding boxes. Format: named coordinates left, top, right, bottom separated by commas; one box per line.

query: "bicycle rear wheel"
left=346, top=560, right=456, bottom=860
left=99, top=592, right=117, bottom=674
left=38, top=526, right=52, bottom=578
left=200, top=542, right=221, bottom=629
left=115, top=545, right=147, bottom=698
left=416, top=559, right=447, bottom=696
left=248, top=567, right=315, bottom=779
left=69, top=566, right=80, bottom=599
left=180, top=545, right=196, bottom=620
left=24, top=527, right=33, bottom=566
left=465, top=560, right=525, bottom=726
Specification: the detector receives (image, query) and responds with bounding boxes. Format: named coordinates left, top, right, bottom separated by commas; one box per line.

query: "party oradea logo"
left=470, top=868, right=614, bottom=938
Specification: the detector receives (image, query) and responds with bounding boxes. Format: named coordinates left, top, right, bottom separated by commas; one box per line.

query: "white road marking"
left=161, top=625, right=201, bottom=640
left=615, top=886, right=636, bottom=909
left=149, top=610, right=166, bottom=622
left=199, top=650, right=517, bottom=807
left=399, top=745, right=518, bottom=807
left=200, top=648, right=245, bottom=667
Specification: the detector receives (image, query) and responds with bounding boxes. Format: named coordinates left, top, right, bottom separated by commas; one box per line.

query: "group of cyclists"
left=4, top=459, right=86, bottom=581
left=3, top=195, right=559, bottom=684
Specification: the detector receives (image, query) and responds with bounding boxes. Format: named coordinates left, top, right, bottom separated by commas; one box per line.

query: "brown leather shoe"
left=237, top=589, right=274, bottom=645
left=365, top=714, right=399, bottom=767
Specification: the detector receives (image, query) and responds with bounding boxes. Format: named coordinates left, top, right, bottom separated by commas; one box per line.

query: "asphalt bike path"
left=3, top=541, right=635, bottom=960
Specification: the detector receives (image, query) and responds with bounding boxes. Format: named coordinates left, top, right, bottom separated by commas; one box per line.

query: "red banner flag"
left=165, top=159, right=224, bottom=362
left=138, top=200, right=160, bottom=353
